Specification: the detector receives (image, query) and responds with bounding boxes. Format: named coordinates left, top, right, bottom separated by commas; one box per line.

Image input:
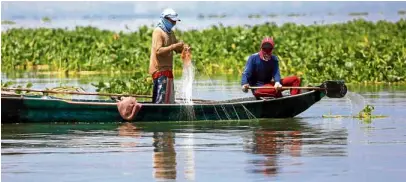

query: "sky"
left=2, top=1, right=405, bottom=20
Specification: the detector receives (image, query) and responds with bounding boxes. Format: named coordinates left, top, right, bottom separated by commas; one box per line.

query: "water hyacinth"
left=2, top=19, right=406, bottom=95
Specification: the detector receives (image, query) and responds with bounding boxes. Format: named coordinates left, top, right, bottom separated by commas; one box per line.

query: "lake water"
left=2, top=74, right=406, bottom=182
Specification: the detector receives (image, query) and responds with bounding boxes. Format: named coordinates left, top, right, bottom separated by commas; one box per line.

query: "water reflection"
left=117, top=122, right=141, bottom=147
left=243, top=118, right=349, bottom=178
left=1, top=119, right=349, bottom=181
left=117, top=122, right=182, bottom=180
left=152, top=131, right=177, bottom=180
left=246, top=128, right=303, bottom=177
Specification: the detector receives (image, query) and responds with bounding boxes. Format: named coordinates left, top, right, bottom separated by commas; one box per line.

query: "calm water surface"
left=2, top=75, right=406, bottom=182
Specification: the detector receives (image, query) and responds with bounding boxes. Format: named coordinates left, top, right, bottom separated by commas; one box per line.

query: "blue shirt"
left=241, top=53, right=281, bottom=86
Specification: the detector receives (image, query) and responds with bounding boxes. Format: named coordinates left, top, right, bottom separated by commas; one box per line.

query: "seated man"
left=241, top=37, right=301, bottom=98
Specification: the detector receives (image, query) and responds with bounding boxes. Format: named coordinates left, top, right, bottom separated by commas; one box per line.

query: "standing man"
left=149, top=8, right=190, bottom=104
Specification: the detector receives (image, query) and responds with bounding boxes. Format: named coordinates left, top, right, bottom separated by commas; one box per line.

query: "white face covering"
left=262, top=54, right=272, bottom=61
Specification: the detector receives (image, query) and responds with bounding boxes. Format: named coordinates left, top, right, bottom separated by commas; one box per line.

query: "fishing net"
left=181, top=45, right=192, bottom=66
left=179, top=46, right=194, bottom=105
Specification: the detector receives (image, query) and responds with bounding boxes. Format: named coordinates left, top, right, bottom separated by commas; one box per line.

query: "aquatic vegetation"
left=1, top=81, right=33, bottom=90
left=1, top=81, right=86, bottom=97
left=354, top=104, right=387, bottom=123
left=41, top=16, right=52, bottom=23
left=1, top=20, right=16, bottom=25
left=2, top=19, right=406, bottom=94
left=267, top=14, right=278, bottom=18
left=1, top=81, right=16, bottom=88
left=1, top=81, right=34, bottom=95
left=248, top=14, right=261, bottom=19
left=356, top=104, right=374, bottom=118
left=205, top=14, right=227, bottom=19
left=197, top=14, right=205, bottom=19
left=322, top=104, right=387, bottom=122
left=176, top=19, right=405, bottom=84
left=287, top=13, right=303, bottom=17
left=349, top=12, right=368, bottom=16
left=91, top=71, right=153, bottom=95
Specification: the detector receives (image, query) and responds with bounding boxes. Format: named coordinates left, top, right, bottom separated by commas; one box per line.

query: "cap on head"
left=161, top=8, right=181, bottom=21
left=259, top=37, right=275, bottom=59
left=261, top=37, right=275, bottom=49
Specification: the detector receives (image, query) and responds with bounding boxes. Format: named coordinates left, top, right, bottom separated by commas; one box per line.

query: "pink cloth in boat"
left=117, top=97, right=142, bottom=121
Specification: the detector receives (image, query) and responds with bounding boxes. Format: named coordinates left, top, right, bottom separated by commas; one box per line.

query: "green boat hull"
left=1, top=90, right=324, bottom=123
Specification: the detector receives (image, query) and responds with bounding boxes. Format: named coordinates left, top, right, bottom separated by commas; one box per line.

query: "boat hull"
left=1, top=91, right=324, bottom=123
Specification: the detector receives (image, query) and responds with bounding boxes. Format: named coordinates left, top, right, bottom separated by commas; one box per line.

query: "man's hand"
left=242, top=84, right=250, bottom=93
left=274, top=82, right=282, bottom=90
left=184, top=44, right=191, bottom=52
left=172, top=41, right=184, bottom=50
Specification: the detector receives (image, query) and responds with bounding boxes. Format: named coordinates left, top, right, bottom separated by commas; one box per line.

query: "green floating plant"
left=322, top=104, right=387, bottom=122
left=1, top=19, right=405, bottom=85
left=1, top=20, right=16, bottom=25
left=1, top=81, right=34, bottom=94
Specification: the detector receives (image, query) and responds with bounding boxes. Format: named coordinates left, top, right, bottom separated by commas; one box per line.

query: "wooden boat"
left=1, top=90, right=322, bottom=123
left=1, top=81, right=347, bottom=123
